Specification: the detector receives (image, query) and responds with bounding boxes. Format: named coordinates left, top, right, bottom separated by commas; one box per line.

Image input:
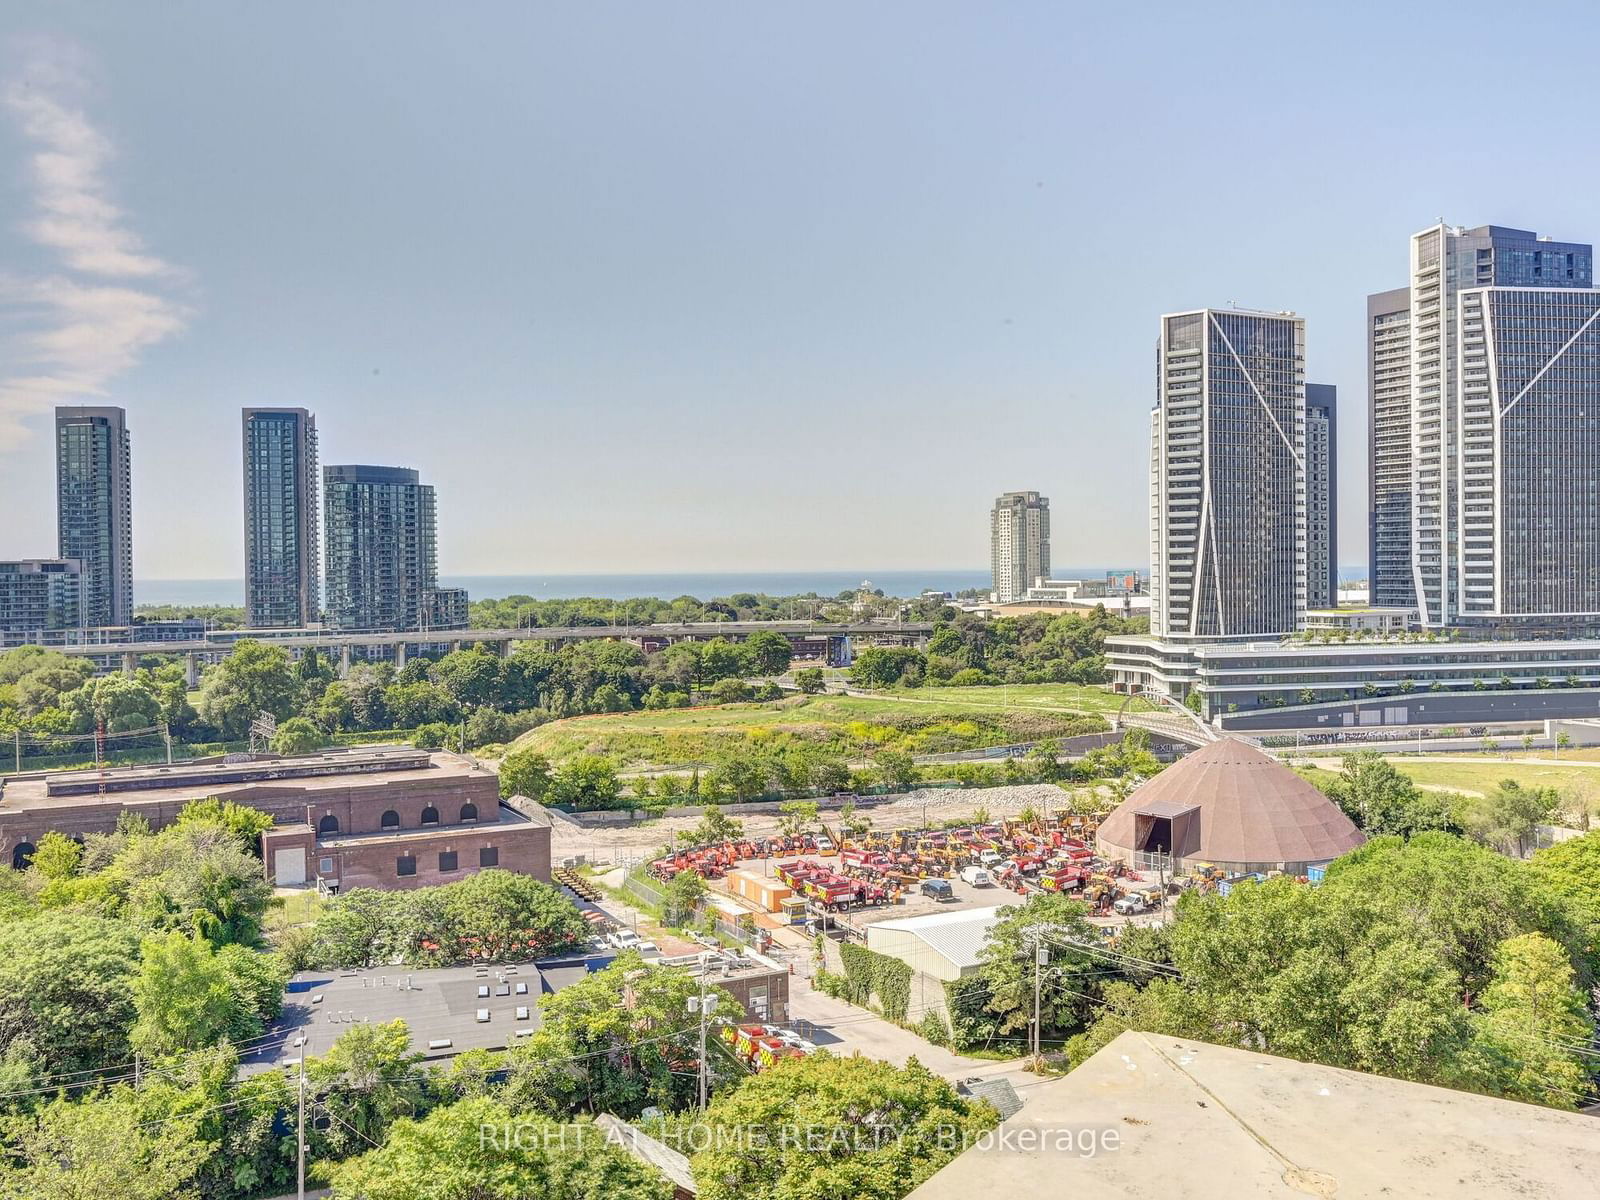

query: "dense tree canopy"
left=690, top=1054, right=998, bottom=1200
left=326, top=1097, right=674, bottom=1200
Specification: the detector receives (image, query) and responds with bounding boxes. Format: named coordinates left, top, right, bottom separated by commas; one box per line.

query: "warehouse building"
left=863, top=906, right=1007, bottom=982
left=0, top=746, right=551, bottom=890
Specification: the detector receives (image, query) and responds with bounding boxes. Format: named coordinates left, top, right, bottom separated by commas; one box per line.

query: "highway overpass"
left=44, top=620, right=936, bottom=683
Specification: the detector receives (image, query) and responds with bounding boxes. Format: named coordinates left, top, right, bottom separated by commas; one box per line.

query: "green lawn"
left=876, top=682, right=1153, bottom=714
left=508, top=687, right=1117, bottom=769
left=1301, top=755, right=1600, bottom=798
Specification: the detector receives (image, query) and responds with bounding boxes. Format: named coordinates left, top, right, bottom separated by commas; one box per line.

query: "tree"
left=548, top=755, right=623, bottom=810
left=1456, top=779, right=1560, bottom=857
left=806, top=754, right=851, bottom=796
left=777, top=799, right=819, bottom=837
left=1467, top=932, right=1593, bottom=1108
left=1530, top=830, right=1600, bottom=947
left=194, top=640, right=299, bottom=739
left=28, top=831, right=83, bottom=881
left=744, top=630, right=792, bottom=677
left=663, top=868, right=705, bottom=925
left=431, top=870, right=588, bottom=962
left=504, top=955, right=736, bottom=1118
left=308, top=888, right=396, bottom=969
left=701, top=638, right=754, bottom=684
left=326, top=1097, right=673, bottom=1200
left=60, top=673, right=163, bottom=734
left=1323, top=833, right=1586, bottom=996
left=131, top=932, right=283, bottom=1058
left=708, top=751, right=767, bottom=802
left=685, top=807, right=745, bottom=847
left=309, top=1020, right=430, bottom=1159
left=174, top=796, right=278, bottom=857
left=1164, top=877, right=1471, bottom=1084
left=794, top=668, right=825, bottom=694
left=270, top=715, right=327, bottom=756
left=0, top=1089, right=205, bottom=1200
left=974, top=893, right=1106, bottom=1038
left=690, top=1054, right=997, bottom=1200
left=872, top=748, right=917, bottom=792
left=0, top=911, right=141, bottom=1080
left=430, top=648, right=506, bottom=709
left=708, top=677, right=754, bottom=704
left=1317, top=751, right=1456, bottom=838
left=115, top=824, right=274, bottom=946
left=498, top=746, right=553, bottom=801
left=848, top=647, right=925, bottom=690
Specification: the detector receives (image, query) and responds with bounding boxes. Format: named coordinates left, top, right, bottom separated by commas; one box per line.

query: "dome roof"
left=1097, top=738, right=1364, bottom=867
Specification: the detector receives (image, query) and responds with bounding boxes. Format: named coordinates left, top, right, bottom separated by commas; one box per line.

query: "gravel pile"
left=871, top=783, right=1080, bottom=820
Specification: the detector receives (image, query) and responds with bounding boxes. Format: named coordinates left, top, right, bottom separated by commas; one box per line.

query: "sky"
left=1, top=1, right=1599, bottom=580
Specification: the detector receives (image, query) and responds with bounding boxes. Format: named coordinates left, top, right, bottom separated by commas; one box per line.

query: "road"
left=778, top=953, right=1035, bottom=1090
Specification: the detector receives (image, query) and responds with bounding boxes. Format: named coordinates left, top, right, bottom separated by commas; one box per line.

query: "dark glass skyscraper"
left=1305, top=384, right=1337, bottom=610
left=55, top=406, right=132, bottom=627
left=1150, top=309, right=1306, bottom=638
left=323, top=465, right=463, bottom=632
left=243, top=408, right=320, bottom=627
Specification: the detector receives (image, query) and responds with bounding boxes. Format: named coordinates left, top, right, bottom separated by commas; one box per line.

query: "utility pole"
left=297, top=1055, right=306, bottom=1200
left=696, top=951, right=712, bottom=1109
left=1032, top=941, right=1044, bottom=1063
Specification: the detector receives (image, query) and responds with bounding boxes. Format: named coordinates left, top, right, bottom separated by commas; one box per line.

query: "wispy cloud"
left=0, top=36, right=189, bottom=450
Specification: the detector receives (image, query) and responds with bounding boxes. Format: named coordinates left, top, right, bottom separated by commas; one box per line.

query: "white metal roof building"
left=863, top=905, right=1007, bottom=981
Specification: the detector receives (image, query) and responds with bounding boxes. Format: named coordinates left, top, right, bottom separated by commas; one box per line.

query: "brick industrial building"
left=0, top=746, right=551, bottom=891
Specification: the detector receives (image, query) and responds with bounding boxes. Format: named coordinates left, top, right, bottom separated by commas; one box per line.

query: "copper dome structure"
left=1096, top=738, right=1365, bottom=873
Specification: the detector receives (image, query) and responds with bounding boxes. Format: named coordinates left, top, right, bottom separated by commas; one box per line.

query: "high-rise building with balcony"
left=1150, top=309, right=1306, bottom=639
left=0, top=559, right=85, bottom=639
left=323, top=465, right=464, bottom=633
left=55, top=406, right=132, bottom=627
left=243, top=408, right=320, bottom=628
left=1373, top=224, right=1595, bottom=626
left=1367, top=287, right=1413, bottom=608
left=1305, top=383, right=1337, bottom=610
left=990, top=491, right=1050, bottom=604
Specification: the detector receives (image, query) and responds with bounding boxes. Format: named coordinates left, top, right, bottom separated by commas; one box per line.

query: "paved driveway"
left=782, top=966, right=1031, bottom=1087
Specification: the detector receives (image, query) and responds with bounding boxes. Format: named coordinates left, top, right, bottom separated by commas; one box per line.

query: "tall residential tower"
left=243, top=408, right=320, bottom=627
left=1304, top=383, right=1338, bottom=610
left=323, top=465, right=466, bottom=633
left=990, top=491, right=1050, bottom=604
left=55, top=406, right=132, bottom=627
left=1371, top=224, right=1596, bottom=625
left=1150, top=309, right=1306, bottom=639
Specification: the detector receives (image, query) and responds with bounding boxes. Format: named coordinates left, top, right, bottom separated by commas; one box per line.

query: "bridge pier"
left=121, top=651, right=136, bottom=677
left=184, top=652, right=199, bottom=689
left=339, top=644, right=351, bottom=678
left=395, top=642, right=408, bottom=670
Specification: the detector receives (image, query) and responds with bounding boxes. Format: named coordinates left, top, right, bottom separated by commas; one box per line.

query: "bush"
left=271, top=716, right=327, bottom=756
left=709, top=678, right=754, bottom=704
left=413, top=721, right=455, bottom=750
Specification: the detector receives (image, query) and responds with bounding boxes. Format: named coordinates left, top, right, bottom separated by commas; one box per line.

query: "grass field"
left=508, top=686, right=1123, bottom=769
left=1300, top=755, right=1600, bottom=798
left=874, top=682, right=1153, bottom=714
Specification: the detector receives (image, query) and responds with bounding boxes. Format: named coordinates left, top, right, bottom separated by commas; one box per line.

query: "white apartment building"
left=989, top=491, right=1049, bottom=604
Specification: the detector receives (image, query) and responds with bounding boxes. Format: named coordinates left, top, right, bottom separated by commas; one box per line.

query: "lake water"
left=134, top=564, right=1366, bottom=607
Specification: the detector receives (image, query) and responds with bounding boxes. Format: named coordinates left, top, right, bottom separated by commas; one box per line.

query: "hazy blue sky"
left=1, top=1, right=1597, bottom=579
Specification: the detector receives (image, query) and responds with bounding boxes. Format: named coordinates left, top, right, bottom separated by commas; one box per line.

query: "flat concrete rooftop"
left=0, top=747, right=493, bottom=812
left=908, top=1030, right=1600, bottom=1199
